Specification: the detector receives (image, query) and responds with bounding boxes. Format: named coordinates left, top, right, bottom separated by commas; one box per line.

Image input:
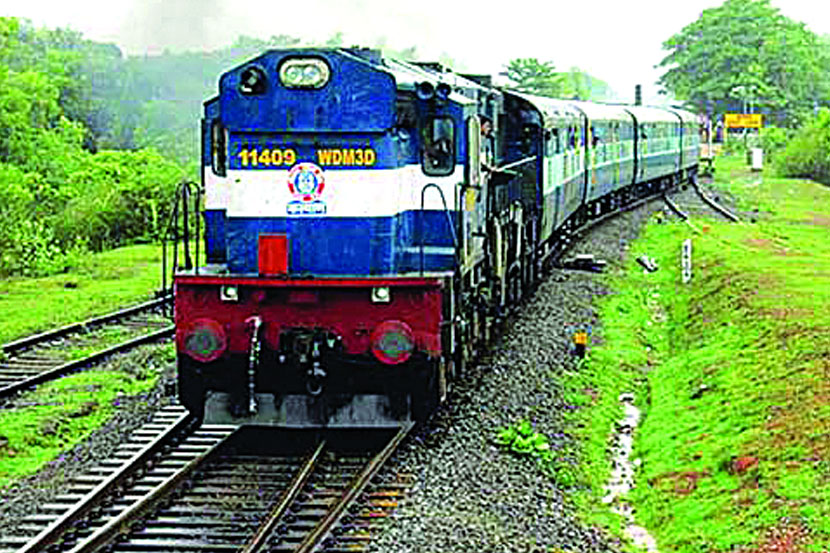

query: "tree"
left=657, top=0, right=830, bottom=126
left=501, top=58, right=563, bottom=97
left=560, top=67, right=614, bottom=101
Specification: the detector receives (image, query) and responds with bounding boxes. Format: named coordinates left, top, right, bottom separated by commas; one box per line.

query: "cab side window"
left=211, top=121, right=227, bottom=177
left=422, top=116, right=455, bottom=176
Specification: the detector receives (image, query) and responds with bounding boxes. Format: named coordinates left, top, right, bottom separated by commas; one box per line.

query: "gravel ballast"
left=369, top=185, right=733, bottom=553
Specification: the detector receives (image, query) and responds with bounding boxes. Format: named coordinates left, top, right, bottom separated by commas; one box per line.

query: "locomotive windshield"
left=422, top=116, right=455, bottom=176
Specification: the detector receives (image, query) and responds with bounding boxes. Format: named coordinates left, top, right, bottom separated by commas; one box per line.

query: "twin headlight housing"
left=238, top=58, right=331, bottom=95
left=279, top=58, right=330, bottom=89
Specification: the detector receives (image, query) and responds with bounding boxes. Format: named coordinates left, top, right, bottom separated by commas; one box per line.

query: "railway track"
left=0, top=296, right=174, bottom=401
left=4, top=420, right=414, bottom=553
left=663, top=180, right=741, bottom=223
left=0, top=404, right=210, bottom=553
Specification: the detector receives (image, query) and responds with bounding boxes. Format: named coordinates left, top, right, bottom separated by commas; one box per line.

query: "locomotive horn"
left=436, top=83, right=451, bottom=100
left=416, top=81, right=435, bottom=100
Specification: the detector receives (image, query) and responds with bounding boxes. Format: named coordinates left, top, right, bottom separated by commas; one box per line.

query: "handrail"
left=419, top=183, right=459, bottom=275
left=161, top=180, right=202, bottom=302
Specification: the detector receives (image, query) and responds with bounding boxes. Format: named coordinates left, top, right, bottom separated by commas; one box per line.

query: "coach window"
left=422, top=116, right=455, bottom=176
left=547, top=128, right=560, bottom=155
left=520, top=125, right=537, bottom=156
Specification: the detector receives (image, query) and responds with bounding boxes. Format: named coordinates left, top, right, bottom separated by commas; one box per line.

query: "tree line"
left=658, top=0, right=830, bottom=127
left=657, top=0, right=830, bottom=182
left=2, top=2, right=829, bottom=279
left=0, top=17, right=184, bottom=277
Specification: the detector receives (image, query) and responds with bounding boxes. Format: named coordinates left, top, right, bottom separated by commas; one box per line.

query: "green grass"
left=0, top=344, right=171, bottom=489
left=562, top=156, right=830, bottom=551
left=0, top=243, right=166, bottom=344
left=55, top=317, right=171, bottom=361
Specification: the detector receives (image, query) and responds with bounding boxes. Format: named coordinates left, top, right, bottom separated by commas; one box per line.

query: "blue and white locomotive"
left=174, top=47, right=699, bottom=427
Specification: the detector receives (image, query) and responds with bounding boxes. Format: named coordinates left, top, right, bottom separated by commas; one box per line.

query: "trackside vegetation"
left=562, top=155, right=830, bottom=551
left=778, top=108, right=830, bottom=186
left=0, top=244, right=164, bottom=344
left=0, top=346, right=171, bottom=489
left=0, top=17, right=186, bottom=277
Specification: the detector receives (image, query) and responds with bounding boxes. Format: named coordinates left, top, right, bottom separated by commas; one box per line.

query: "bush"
left=760, top=126, right=790, bottom=155
left=721, top=134, right=750, bottom=157
left=54, top=148, right=183, bottom=251
left=0, top=147, right=183, bottom=276
left=779, top=109, right=830, bottom=185
left=0, top=17, right=187, bottom=278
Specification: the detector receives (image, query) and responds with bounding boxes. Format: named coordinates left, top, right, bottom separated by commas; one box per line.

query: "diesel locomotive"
left=173, top=47, right=699, bottom=427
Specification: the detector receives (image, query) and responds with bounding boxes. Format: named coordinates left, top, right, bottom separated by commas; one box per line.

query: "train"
left=173, top=47, right=699, bottom=427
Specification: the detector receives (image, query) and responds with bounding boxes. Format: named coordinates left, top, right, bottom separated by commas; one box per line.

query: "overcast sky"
left=2, top=0, right=829, bottom=103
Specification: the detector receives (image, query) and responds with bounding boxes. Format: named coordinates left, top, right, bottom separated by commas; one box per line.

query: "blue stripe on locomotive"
left=226, top=210, right=457, bottom=275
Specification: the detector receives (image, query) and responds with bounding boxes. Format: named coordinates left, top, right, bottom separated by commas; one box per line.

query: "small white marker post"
left=682, top=239, right=692, bottom=284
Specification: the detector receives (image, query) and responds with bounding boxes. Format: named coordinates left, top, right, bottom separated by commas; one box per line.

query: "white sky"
left=2, top=0, right=829, bottom=103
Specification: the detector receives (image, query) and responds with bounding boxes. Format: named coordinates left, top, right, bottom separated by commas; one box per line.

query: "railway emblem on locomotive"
left=286, top=162, right=327, bottom=215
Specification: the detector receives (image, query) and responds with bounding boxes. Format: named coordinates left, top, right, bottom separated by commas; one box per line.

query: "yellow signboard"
left=724, top=113, right=763, bottom=129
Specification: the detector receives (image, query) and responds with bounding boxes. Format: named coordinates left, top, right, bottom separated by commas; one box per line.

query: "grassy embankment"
left=0, top=244, right=166, bottom=344
left=0, top=243, right=172, bottom=489
left=563, top=155, right=830, bottom=551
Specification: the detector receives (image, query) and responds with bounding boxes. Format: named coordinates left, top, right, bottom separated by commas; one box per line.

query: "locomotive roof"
left=217, top=47, right=480, bottom=107
left=383, top=57, right=482, bottom=106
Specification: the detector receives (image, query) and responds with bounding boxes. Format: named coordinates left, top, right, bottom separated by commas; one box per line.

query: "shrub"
left=54, top=148, right=183, bottom=251
left=779, top=109, right=830, bottom=185
left=759, top=126, right=790, bottom=155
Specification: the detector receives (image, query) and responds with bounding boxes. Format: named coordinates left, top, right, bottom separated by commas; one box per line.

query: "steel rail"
left=16, top=411, right=194, bottom=553
left=242, top=440, right=328, bottom=553
left=0, top=325, right=174, bottom=399
left=66, top=424, right=235, bottom=553
left=2, top=295, right=171, bottom=355
left=690, top=178, right=741, bottom=222
left=295, top=422, right=414, bottom=553
left=662, top=194, right=689, bottom=220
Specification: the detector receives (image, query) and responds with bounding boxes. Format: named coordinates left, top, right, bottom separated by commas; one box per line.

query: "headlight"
left=279, top=58, right=330, bottom=89
left=239, top=66, right=266, bottom=95
left=220, top=285, right=238, bottom=302
left=180, top=318, right=227, bottom=363
left=371, top=320, right=415, bottom=365
left=371, top=286, right=391, bottom=303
